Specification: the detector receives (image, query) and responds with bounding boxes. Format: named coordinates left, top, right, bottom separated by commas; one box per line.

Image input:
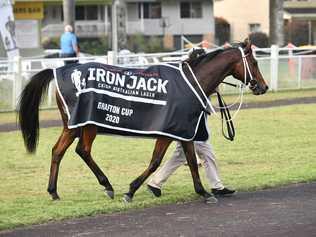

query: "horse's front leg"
left=123, top=137, right=172, bottom=202
left=181, top=141, right=217, bottom=204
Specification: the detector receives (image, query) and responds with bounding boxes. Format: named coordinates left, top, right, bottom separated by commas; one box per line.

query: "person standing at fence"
left=60, top=25, right=79, bottom=65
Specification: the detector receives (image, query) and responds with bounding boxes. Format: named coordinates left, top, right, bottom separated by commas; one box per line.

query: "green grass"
left=0, top=102, right=316, bottom=230
left=0, top=109, right=60, bottom=125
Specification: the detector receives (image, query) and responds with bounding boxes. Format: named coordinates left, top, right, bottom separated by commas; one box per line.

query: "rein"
left=216, top=91, right=235, bottom=141
left=221, top=81, right=238, bottom=87
left=184, top=46, right=255, bottom=141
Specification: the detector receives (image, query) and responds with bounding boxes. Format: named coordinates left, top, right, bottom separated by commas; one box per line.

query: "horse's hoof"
left=205, top=195, right=218, bottom=204
left=51, top=193, right=60, bottom=201
left=122, top=194, right=133, bottom=203
left=105, top=190, right=114, bottom=199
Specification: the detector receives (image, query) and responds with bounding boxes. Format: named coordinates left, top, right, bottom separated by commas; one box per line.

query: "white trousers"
left=148, top=141, right=224, bottom=190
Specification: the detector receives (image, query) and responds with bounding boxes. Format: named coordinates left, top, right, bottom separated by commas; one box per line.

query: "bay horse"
left=18, top=39, right=268, bottom=203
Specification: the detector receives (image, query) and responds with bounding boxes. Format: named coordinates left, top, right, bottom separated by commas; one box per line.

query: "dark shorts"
left=60, top=53, right=78, bottom=65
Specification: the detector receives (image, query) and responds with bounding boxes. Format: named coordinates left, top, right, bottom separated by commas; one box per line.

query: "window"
left=86, top=6, right=98, bottom=20
left=52, top=7, right=57, bottom=19
left=138, top=3, right=161, bottom=19
left=76, top=5, right=99, bottom=21
left=44, top=5, right=62, bottom=21
left=249, top=23, right=261, bottom=33
left=76, top=6, right=85, bottom=20
left=180, top=2, right=202, bottom=18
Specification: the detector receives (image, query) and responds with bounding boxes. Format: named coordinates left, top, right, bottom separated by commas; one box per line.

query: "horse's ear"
left=188, top=48, right=206, bottom=60
left=243, top=38, right=252, bottom=54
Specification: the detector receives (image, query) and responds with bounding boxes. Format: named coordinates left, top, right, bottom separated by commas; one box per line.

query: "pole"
left=269, top=0, right=284, bottom=46
left=308, top=20, right=312, bottom=45
left=270, top=45, right=279, bottom=91
left=111, top=0, right=118, bottom=64
left=13, top=56, right=22, bottom=109
left=297, top=56, right=302, bottom=89
left=63, top=0, right=75, bottom=30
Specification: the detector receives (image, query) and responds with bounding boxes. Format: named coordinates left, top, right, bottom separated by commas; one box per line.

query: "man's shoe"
left=211, top=187, right=235, bottom=197
left=147, top=184, right=161, bottom=197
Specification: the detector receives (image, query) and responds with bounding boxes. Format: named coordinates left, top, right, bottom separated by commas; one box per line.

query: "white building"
left=31, top=0, right=215, bottom=50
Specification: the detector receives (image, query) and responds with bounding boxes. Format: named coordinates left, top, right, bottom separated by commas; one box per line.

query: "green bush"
left=79, top=38, right=109, bottom=55
left=127, top=34, right=167, bottom=53
left=42, top=37, right=59, bottom=49
left=42, top=34, right=170, bottom=55
left=42, top=37, right=109, bottom=55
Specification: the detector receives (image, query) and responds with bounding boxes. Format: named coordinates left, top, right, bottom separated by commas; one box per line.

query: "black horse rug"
left=54, top=62, right=209, bottom=141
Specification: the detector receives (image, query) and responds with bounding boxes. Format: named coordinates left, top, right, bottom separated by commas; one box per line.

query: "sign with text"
left=15, top=20, right=39, bottom=48
left=13, top=2, right=43, bottom=20
left=55, top=62, right=209, bottom=141
left=0, top=1, right=20, bottom=59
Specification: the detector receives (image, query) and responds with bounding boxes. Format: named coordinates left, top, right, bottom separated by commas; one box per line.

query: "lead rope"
left=214, top=47, right=253, bottom=119
left=216, top=91, right=235, bottom=141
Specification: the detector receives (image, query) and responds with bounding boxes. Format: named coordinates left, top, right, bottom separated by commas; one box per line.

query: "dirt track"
left=1, top=182, right=316, bottom=237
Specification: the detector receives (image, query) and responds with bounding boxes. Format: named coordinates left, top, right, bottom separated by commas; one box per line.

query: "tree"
left=269, top=0, right=284, bottom=46
left=248, top=32, right=269, bottom=48
left=63, top=0, right=75, bottom=29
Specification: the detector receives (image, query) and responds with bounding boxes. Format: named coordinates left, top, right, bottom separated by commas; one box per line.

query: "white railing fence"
left=1, top=46, right=316, bottom=112
left=254, top=45, right=316, bottom=91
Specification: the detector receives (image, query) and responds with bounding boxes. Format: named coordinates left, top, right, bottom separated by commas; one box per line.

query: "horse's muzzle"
left=252, top=84, right=269, bottom=95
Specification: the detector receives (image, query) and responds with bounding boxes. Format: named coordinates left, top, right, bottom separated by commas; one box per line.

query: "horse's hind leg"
left=181, top=141, right=216, bottom=203
left=47, top=128, right=77, bottom=200
left=124, top=137, right=172, bottom=202
left=75, top=125, right=114, bottom=199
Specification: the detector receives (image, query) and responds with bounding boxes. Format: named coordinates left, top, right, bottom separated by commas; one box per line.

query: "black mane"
left=187, top=41, right=246, bottom=67
left=186, top=48, right=223, bottom=67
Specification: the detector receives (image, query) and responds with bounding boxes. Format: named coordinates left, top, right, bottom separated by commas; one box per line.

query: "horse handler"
left=147, top=140, right=235, bottom=201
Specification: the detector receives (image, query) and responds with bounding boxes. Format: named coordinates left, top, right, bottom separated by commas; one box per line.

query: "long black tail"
left=18, top=69, right=55, bottom=153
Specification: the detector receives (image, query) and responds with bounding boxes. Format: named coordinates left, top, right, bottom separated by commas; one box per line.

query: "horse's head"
left=232, top=39, right=269, bottom=95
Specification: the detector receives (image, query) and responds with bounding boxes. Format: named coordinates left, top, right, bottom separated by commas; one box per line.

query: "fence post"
left=297, top=56, right=302, bottom=89
left=13, top=56, right=22, bottom=110
left=270, top=45, right=279, bottom=91
left=107, top=51, right=117, bottom=65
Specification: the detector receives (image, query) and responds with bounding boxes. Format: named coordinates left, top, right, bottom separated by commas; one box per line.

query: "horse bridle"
left=183, top=46, right=260, bottom=141
left=237, top=47, right=258, bottom=90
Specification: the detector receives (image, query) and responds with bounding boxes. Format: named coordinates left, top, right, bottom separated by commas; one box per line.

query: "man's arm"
left=72, top=35, right=79, bottom=56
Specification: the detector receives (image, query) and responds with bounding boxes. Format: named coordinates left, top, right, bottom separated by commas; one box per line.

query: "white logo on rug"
left=71, top=69, right=86, bottom=95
